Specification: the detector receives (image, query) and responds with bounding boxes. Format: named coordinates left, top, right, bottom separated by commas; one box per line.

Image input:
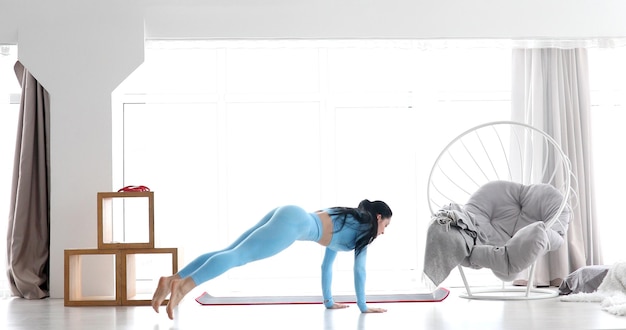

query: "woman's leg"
left=165, top=205, right=313, bottom=318
left=177, top=207, right=281, bottom=277
left=187, top=205, right=309, bottom=283
left=151, top=207, right=279, bottom=312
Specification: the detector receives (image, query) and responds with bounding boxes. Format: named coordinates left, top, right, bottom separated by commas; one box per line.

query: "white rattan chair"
left=426, top=121, right=576, bottom=300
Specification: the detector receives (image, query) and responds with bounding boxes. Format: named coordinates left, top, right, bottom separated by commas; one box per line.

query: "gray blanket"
left=423, top=203, right=484, bottom=286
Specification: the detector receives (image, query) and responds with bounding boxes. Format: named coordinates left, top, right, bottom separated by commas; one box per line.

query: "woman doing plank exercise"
left=151, top=199, right=393, bottom=320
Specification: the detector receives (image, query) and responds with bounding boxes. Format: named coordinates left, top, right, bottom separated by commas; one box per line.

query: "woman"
left=151, top=199, right=393, bottom=320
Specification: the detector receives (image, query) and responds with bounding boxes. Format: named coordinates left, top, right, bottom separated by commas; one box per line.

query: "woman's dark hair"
left=327, top=199, right=392, bottom=256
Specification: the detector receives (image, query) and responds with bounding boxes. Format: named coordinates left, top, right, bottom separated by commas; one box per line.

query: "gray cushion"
left=465, top=180, right=569, bottom=248
left=463, top=180, right=570, bottom=280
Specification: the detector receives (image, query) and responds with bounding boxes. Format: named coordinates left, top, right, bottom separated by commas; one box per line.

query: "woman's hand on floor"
left=327, top=303, right=350, bottom=309
left=362, top=307, right=387, bottom=313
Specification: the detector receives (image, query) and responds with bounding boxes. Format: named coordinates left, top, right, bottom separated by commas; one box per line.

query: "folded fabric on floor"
left=196, top=287, right=449, bottom=306
left=560, top=262, right=626, bottom=316
left=559, top=265, right=611, bottom=295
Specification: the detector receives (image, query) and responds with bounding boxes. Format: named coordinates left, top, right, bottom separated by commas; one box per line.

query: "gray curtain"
left=511, top=48, right=602, bottom=287
left=6, top=61, right=51, bottom=299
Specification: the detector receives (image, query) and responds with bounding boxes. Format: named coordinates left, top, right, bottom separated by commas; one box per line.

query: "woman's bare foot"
left=166, top=277, right=196, bottom=320
left=151, top=275, right=179, bottom=313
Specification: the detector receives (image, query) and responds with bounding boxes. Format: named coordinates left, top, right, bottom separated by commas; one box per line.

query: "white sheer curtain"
left=511, top=48, right=602, bottom=286
left=1, top=45, right=20, bottom=298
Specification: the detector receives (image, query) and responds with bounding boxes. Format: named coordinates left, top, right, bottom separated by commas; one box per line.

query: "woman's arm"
left=354, top=246, right=387, bottom=313
left=322, top=248, right=347, bottom=309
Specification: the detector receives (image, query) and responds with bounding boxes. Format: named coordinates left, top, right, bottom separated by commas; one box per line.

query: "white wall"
left=1, top=0, right=626, bottom=298
left=144, top=0, right=626, bottom=40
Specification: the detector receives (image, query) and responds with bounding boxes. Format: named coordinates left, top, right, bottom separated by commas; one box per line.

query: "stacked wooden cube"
left=64, top=191, right=178, bottom=306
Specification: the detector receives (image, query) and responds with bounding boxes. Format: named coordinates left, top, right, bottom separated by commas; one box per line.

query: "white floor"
left=1, top=287, right=625, bottom=330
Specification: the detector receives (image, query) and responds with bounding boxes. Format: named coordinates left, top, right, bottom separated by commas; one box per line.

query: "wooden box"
left=121, top=248, right=178, bottom=306
left=97, top=191, right=154, bottom=250
left=64, top=249, right=121, bottom=306
left=64, top=247, right=178, bottom=306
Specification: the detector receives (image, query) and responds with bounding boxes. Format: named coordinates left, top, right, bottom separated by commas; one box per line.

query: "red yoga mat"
left=196, top=287, right=449, bottom=306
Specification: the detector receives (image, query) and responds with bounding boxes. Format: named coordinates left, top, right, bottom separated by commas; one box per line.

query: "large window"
left=113, top=40, right=512, bottom=294
left=0, top=45, right=20, bottom=298
left=0, top=41, right=622, bottom=300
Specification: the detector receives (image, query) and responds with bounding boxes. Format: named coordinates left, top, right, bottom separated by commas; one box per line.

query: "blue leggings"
left=176, top=205, right=322, bottom=285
